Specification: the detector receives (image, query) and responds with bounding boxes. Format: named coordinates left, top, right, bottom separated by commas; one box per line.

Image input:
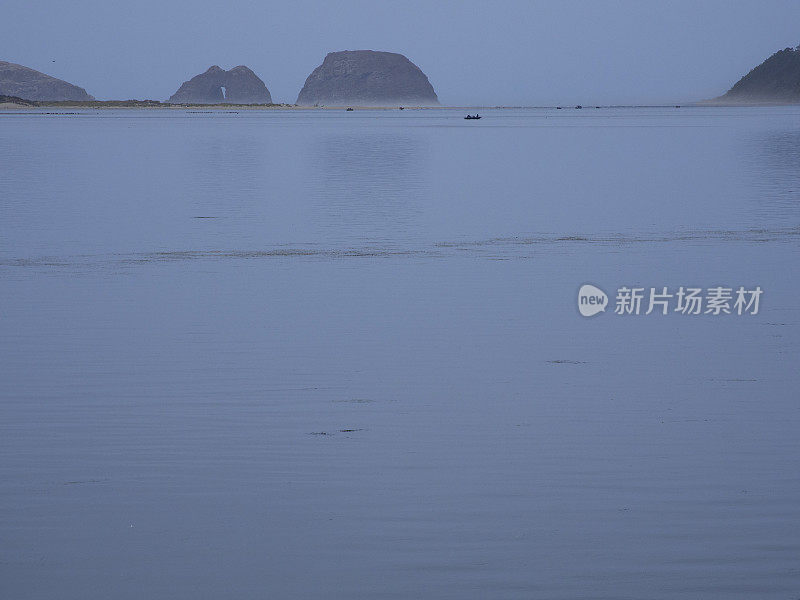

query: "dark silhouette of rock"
left=0, top=61, right=94, bottom=101
left=296, top=50, right=439, bottom=106
left=168, top=65, right=272, bottom=104
left=715, top=45, right=800, bottom=103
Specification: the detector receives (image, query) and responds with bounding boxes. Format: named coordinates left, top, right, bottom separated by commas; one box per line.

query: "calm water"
left=1, top=107, right=799, bottom=599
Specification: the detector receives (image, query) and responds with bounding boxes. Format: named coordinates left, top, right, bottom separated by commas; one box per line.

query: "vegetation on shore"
left=0, top=95, right=295, bottom=109
left=0, top=94, right=38, bottom=106
left=708, top=44, right=800, bottom=104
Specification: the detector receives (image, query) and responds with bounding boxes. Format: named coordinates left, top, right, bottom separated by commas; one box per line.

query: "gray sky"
left=2, top=0, right=799, bottom=105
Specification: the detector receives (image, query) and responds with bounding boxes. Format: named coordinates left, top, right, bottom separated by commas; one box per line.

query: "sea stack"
left=296, top=50, right=439, bottom=106
left=0, top=61, right=94, bottom=101
left=714, top=45, right=800, bottom=104
left=168, top=65, right=272, bottom=104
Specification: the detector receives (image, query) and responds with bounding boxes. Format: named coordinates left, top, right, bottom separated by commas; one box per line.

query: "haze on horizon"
left=2, top=0, right=798, bottom=106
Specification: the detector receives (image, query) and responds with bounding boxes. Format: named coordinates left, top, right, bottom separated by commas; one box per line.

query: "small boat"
left=464, top=114, right=481, bottom=120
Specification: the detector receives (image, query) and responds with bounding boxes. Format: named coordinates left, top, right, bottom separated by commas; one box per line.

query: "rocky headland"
left=711, top=45, right=800, bottom=104
left=0, top=61, right=94, bottom=101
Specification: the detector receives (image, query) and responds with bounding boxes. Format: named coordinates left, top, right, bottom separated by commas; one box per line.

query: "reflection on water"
left=182, top=134, right=268, bottom=215
left=309, top=133, right=427, bottom=242
left=743, top=130, right=800, bottom=218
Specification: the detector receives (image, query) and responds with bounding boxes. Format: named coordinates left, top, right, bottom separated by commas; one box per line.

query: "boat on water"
left=464, top=114, right=481, bottom=120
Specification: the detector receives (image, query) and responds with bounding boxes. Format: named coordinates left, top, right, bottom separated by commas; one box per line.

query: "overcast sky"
left=2, top=0, right=799, bottom=105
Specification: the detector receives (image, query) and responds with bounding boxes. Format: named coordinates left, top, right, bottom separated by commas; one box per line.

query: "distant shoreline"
left=1, top=97, right=799, bottom=111
left=0, top=97, right=299, bottom=110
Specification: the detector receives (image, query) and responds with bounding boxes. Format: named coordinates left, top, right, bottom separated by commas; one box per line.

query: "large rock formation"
left=0, top=61, right=94, bottom=101
left=168, top=65, right=272, bottom=104
left=715, top=45, right=800, bottom=103
left=296, top=50, right=439, bottom=106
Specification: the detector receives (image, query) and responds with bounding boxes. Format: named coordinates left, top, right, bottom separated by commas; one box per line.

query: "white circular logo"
left=578, top=284, right=608, bottom=317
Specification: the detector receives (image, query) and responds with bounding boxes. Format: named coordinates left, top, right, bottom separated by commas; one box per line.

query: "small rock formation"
left=0, top=61, right=94, bottom=101
left=296, top=50, right=439, bottom=106
left=715, top=45, right=800, bottom=103
left=168, top=65, right=272, bottom=104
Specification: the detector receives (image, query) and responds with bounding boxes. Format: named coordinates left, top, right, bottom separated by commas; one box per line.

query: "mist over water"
left=1, top=107, right=799, bottom=599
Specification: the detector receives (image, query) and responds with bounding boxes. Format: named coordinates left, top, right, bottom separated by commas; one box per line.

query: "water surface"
left=1, top=107, right=799, bottom=599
